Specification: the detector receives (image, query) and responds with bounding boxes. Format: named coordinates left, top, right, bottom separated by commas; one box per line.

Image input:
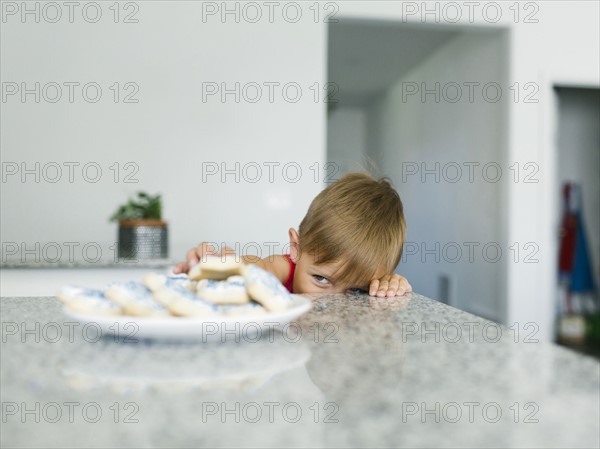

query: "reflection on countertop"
left=1, top=293, right=599, bottom=448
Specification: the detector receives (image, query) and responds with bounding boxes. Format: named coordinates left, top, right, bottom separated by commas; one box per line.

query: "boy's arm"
left=173, top=242, right=291, bottom=284
left=240, top=254, right=290, bottom=284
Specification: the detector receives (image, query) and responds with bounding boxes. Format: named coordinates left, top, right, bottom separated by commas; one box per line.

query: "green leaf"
left=109, top=191, right=163, bottom=222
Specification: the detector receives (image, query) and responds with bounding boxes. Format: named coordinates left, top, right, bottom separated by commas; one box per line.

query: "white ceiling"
left=328, top=19, right=461, bottom=106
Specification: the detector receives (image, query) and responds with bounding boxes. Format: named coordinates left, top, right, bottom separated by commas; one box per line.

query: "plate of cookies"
left=58, top=257, right=312, bottom=341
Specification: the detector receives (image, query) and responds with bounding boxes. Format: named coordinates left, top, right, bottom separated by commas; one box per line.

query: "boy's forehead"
left=309, top=259, right=341, bottom=277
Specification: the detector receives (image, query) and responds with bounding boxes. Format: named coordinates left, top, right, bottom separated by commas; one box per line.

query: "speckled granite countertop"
left=1, top=294, right=599, bottom=448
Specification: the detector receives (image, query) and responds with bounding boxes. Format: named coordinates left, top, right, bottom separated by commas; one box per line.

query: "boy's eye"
left=312, top=275, right=331, bottom=285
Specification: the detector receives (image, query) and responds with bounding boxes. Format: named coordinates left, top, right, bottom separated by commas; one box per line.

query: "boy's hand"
left=172, top=242, right=235, bottom=274
left=369, top=274, right=412, bottom=297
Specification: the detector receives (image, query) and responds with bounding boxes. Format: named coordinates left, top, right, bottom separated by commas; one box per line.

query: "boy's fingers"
left=369, top=279, right=380, bottom=296
left=181, top=242, right=232, bottom=274
left=199, top=242, right=219, bottom=259
left=221, top=246, right=236, bottom=256
left=193, top=242, right=217, bottom=260
left=186, top=249, right=199, bottom=266
left=368, top=274, right=412, bottom=298
left=173, top=262, right=188, bottom=274
left=397, top=275, right=412, bottom=292
left=190, top=242, right=220, bottom=265
left=187, top=243, right=239, bottom=267
left=398, top=282, right=411, bottom=294
left=377, top=278, right=390, bottom=297
left=387, top=276, right=400, bottom=297
left=203, top=243, right=219, bottom=255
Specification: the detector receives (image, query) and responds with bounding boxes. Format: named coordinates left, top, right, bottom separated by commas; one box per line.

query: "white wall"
left=1, top=2, right=327, bottom=264
left=364, top=30, right=509, bottom=321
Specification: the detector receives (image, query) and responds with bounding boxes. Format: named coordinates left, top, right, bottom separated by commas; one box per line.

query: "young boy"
left=173, top=172, right=412, bottom=297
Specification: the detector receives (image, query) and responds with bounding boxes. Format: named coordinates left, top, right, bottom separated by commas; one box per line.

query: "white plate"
left=63, top=294, right=312, bottom=342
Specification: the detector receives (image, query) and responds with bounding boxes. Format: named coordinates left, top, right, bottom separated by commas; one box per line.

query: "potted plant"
left=110, top=192, right=168, bottom=260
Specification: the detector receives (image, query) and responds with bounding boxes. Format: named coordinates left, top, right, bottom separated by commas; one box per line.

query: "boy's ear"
left=288, top=228, right=301, bottom=263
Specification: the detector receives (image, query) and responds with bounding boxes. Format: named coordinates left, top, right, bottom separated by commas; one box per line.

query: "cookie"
left=105, top=282, right=171, bottom=318
left=196, top=277, right=249, bottom=305
left=154, top=283, right=219, bottom=317
left=144, top=273, right=197, bottom=293
left=242, top=264, right=294, bottom=312
left=58, top=286, right=122, bottom=316
left=187, top=264, right=209, bottom=281
left=145, top=274, right=198, bottom=307
left=188, top=255, right=244, bottom=281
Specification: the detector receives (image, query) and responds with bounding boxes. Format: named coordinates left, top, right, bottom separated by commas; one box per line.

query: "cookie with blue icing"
left=241, top=264, right=294, bottom=312
left=105, top=282, right=171, bottom=317
left=196, top=276, right=249, bottom=305
left=145, top=274, right=191, bottom=307
left=58, top=286, right=122, bottom=316
left=143, top=273, right=197, bottom=296
left=154, top=283, right=220, bottom=317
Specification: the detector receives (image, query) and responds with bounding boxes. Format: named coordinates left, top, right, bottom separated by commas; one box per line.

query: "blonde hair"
left=298, top=172, right=406, bottom=287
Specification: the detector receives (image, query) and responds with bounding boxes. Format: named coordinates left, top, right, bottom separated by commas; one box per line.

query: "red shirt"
left=283, top=254, right=296, bottom=293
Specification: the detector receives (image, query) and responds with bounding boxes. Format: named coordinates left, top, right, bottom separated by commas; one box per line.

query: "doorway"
left=327, top=19, right=510, bottom=322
